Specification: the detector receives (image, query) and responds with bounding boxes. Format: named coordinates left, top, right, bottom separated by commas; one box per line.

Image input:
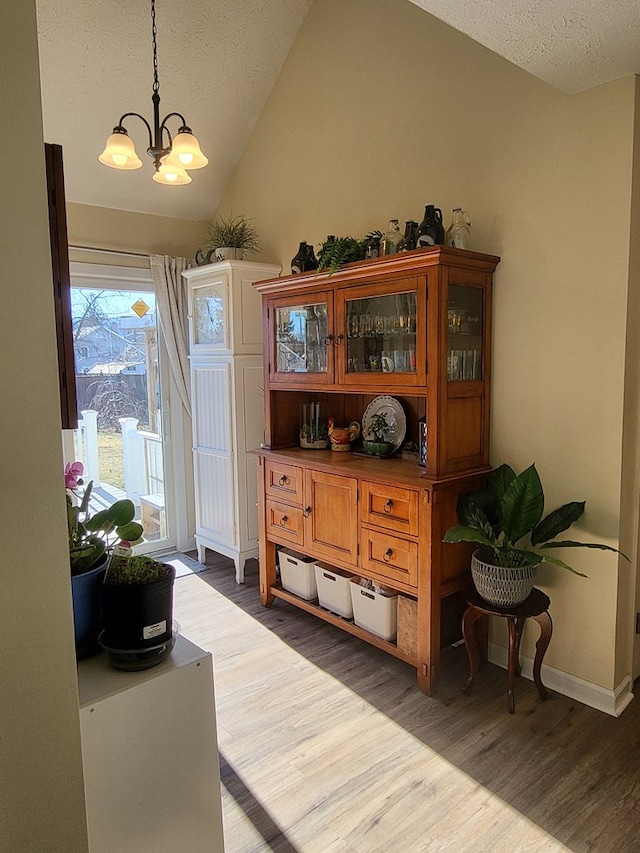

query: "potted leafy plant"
left=363, top=412, right=395, bottom=456
left=443, top=462, right=628, bottom=607
left=99, top=550, right=176, bottom=670
left=65, top=462, right=144, bottom=657
left=317, top=231, right=382, bottom=274
left=196, top=213, right=261, bottom=263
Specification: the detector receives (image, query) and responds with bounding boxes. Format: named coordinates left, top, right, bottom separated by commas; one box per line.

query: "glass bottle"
left=402, top=221, right=418, bottom=252
left=365, top=235, right=381, bottom=259
left=380, top=219, right=404, bottom=255
left=305, top=242, right=319, bottom=271
left=416, top=205, right=444, bottom=247
left=291, top=242, right=308, bottom=274
left=445, top=209, right=472, bottom=250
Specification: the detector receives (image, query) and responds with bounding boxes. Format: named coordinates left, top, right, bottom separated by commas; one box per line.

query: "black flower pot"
left=98, top=565, right=176, bottom=652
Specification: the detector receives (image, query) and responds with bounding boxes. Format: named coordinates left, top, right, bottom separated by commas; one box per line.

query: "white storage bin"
left=314, top=563, right=355, bottom=618
left=349, top=578, right=398, bottom=641
left=278, top=548, right=317, bottom=600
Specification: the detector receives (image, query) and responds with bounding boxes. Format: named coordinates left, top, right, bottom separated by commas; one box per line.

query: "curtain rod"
left=69, top=245, right=150, bottom=260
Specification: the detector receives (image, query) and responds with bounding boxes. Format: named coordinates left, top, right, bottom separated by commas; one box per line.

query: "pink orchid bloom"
left=64, top=461, right=84, bottom=490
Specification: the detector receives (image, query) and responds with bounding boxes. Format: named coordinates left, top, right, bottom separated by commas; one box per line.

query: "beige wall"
left=67, top=202, right=204, bottom=260
left=618, top=77, right=640, bottom=683
left=217, top=0, right=638, bottom=691
left=0, top=4, right=89, bottom=851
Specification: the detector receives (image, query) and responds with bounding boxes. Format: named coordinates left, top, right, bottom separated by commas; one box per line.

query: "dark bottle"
left=291, top=242, right=309, bottom=274
left=403, top=221, right=418, bottom=251
left=305, top=242, right=319, bottom=271
left=416, top=205, right=444, bottom=248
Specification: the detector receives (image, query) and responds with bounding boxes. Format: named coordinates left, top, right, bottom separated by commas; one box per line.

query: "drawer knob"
left=384, top=499, right=393, bottom=513
left=303, top=506, right=312, bottom=518
left=279, top=515, right=288, bottom=526
left=383, top=548, right=393, bottom=562
left=278, top=474, right=289, bottom=486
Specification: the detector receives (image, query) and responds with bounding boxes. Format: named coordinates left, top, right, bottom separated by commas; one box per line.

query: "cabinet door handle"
left=279, top=515, right=288, bottom=526
left=383, top=548, right=393, bottom=562
left=303, top=506, right=312, bottom=517
left=334, top=334, right=344, bottom=345
left=324, top=334, right=334, bottom=345
left=278, top=474, right=289, bottom=486
left=384, top=499, right=393, bottom=513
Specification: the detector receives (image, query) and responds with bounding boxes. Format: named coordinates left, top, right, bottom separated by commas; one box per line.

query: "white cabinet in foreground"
left=78, top=635, right=225, bottom=853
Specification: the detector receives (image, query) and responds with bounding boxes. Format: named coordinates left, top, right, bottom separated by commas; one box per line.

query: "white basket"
left=278, top=549, right=317, bottom=600
left=471, top=550, right=539, bottom=608
left=349, top=579, right=397, bottom=641
left=314, top=563, right=355, bottom=618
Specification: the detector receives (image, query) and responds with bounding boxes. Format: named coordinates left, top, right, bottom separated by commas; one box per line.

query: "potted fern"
left=443, top=462, right=628, bottom=607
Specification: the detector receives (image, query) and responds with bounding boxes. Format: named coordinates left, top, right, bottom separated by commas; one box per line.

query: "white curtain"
left=150, top=254, right=192, bottom=418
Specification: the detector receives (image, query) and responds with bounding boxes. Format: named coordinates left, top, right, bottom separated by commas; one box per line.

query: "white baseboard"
left=488, top=642, right=635, bottom=717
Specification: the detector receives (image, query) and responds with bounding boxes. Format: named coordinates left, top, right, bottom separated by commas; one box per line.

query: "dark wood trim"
left=45, top=143, right=77, bottom=430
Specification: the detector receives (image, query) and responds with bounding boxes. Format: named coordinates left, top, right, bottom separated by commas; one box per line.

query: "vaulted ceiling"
left=36, top=0, right=640, bottom=223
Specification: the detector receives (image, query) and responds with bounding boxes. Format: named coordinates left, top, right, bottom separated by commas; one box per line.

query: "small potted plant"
left=99, top=549, right=176, bottom=670
left=363, top=412, right=395, bottom=456
left=196, top=213, right=261, bottom=263
left=317, top=231, right=382, bottom=274
left=443, top=462, right=629, bottom=607
left=66, top=462, right=144, bottom=657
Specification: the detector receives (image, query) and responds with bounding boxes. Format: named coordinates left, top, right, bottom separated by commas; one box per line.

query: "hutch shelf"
left=253, top=247, right=500, bottom=695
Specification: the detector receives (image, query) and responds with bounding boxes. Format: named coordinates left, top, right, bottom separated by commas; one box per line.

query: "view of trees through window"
left=72, top=287, right=158, bottom=491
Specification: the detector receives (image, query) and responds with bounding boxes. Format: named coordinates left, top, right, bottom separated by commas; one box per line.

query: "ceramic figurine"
left=327, top=418, right=360, bottom=451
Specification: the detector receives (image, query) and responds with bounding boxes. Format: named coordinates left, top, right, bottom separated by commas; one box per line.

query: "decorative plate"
left=361, top=396, right=406, bottom=452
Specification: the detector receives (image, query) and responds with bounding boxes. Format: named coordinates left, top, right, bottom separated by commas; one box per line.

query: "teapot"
left=328, top=418, right=360, bottom=452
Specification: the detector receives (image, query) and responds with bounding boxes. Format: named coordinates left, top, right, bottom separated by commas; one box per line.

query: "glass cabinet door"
left=271, top=294, right=333, bottom=383
left=447, top=284, right=484, bottom=381
left=191, top=280, right=228, bottom=351
left=338, top=283, right=422, bottom=385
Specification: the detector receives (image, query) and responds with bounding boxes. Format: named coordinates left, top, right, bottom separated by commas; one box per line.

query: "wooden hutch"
left=252, top=246, right=500, bottom=695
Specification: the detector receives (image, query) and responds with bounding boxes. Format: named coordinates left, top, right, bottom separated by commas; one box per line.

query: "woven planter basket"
left=471, top=549, right=539, bottom=608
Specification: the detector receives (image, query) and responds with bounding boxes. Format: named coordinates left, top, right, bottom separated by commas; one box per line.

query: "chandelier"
left=98, top=0, right=207, bottom=185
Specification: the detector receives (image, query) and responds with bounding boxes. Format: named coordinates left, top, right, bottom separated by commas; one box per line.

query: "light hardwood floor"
left=174, top=555, right=640, bottom=853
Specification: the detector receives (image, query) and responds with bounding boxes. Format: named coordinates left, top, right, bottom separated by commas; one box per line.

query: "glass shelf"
left=275, top=301, right=328, bottom=374
left=447, top=285, right=483, bottom=381
left=345, top=291, right=417, bottom=375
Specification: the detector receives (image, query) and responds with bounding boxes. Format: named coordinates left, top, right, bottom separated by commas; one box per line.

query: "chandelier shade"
left=98, top=130, right=143, bottom=170
left=98, top=0, right=207, bottom=185
left=153, top=161, right=192, bottom=185
left=170, top=130, right=208, bottom=169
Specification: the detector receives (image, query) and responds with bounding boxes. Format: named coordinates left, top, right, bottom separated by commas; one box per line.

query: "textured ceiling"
left=409, top=0, right=640, bottom=94
left=36, top=0, right=640, bottom=223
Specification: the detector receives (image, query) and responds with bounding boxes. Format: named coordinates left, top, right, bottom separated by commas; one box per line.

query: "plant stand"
left=462, top=585, right=552, bottom=714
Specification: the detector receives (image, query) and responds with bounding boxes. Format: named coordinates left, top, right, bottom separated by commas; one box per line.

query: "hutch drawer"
left=360, top=481, right=419, bottom=536
left=265, top=499, right=304, bottom=545
left=360, top=527, right=418, bottom=589
left=265, top=460, right=304, bottom=505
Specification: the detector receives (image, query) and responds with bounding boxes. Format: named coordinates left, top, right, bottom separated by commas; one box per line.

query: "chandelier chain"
left=151, top=0, right=159, bottom=94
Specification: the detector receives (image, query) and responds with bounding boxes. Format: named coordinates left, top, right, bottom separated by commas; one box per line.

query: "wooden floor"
left=174, top=554, right=640, bottom=853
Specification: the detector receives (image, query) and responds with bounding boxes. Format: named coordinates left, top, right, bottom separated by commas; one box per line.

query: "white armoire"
left=183, top=260, right=281, bottom=582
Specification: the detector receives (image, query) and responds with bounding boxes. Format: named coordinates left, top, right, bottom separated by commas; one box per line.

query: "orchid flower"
left=64, top=461, right=84, bottom=490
